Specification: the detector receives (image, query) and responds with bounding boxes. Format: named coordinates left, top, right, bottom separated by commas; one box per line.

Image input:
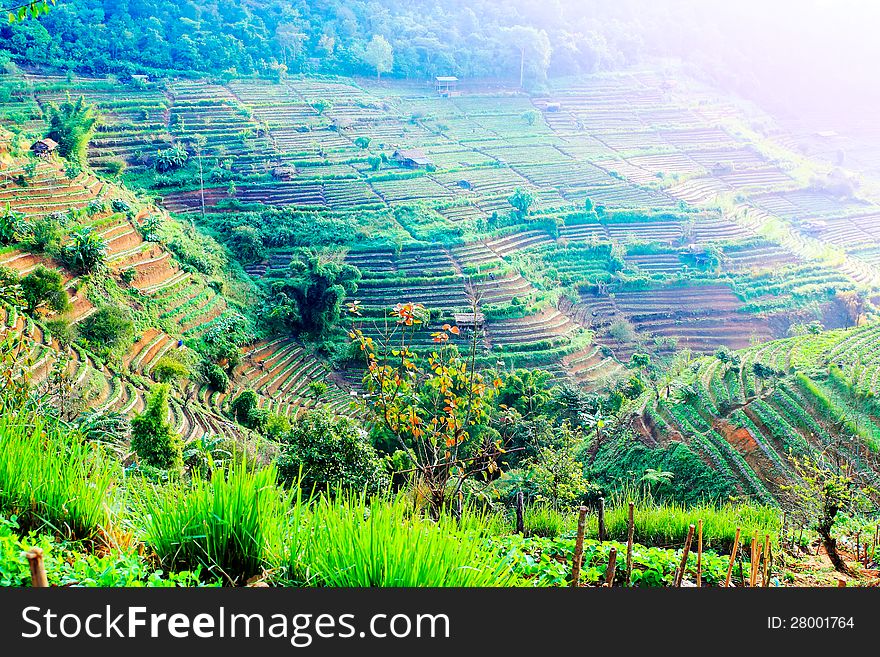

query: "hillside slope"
left=0, top=151, right=350, bottom=444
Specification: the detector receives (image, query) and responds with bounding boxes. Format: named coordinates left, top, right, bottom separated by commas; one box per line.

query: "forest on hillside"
left=3, top=0, right=880, bottom=112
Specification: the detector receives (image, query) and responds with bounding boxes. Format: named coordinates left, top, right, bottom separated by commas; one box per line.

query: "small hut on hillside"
left=435, top=76, right=459, bottom=97
left=272, top=165, right=297, bottom=181
left=453, top=312, right=485, bottom=330
left=31, top=138, right=58, bottom=158
left=392, top=148, right=432, bottom=169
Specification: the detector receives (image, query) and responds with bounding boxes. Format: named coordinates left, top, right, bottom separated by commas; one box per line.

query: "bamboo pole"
left=26, top=548, right=48, bottom=588
left=625, top=501, right=634, bottom=587
left=762, top=534, right=771, bottom=587
left=571, top=506, right=588, bottom=588
left=674, top=524, right=696, bottom=587
left=780, top=511, right=786, bottom=550
left=597, top=497, right=606, bottom=542
left=604, top=546, right=618, bottom=587
left=725, top=527, right=741, bottom=588
left=696, top=519, right=703, bottom=588
left=856, top=532, right=860, bottom=566
left=750, top=533, right=761, bottom=588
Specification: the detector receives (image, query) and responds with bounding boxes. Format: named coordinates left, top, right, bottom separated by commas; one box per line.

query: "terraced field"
left=637, top=324, right=880, bottom=503
left=0, top=153, right=348, bottom=444
left=9, top=67, right=880, bottom=501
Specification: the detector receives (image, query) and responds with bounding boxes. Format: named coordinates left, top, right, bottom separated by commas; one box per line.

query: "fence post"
left=515, top=492, right=524, bottom=535
left=625, top=502, right=635, bottom=587
left=571, top=506, right=588, bottom=588
left=674, top=524, right=695, bottom=587
left=696, top=519, right=703, bottom=588
left=27, top=548, right=48, bottom=588
left=597, top=497, right=606, bottom=542
left=604, top=546, right=618, bottom=587
left=725, top=527, right=741, bottom=588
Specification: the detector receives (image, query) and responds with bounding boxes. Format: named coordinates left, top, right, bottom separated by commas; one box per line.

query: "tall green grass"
left=522, top=503, right=571, bottom=538
left=137, top=462, right=292, bottom=585
left=589, top=490, right=780, bottom=552
left=301, top=494, right=519, bottom=587
left=0, top=414, right=117, bottom=540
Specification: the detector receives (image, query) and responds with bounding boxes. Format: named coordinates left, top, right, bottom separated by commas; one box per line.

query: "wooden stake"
left=762, top=534, right=771, bottom=587
left=749, top=533, right=758, bottom=587
left=752, top=535, right=763, bottom=588
left=515, top=492, right=524, bottom=535
left=571, top=506, right=588, bottom=588
left=604, top=546, right=618, bottom=587
left=625, top=502, right=635, bottom=587
left=696, top=519, right=703, bottom=588
left=780, top=511, right=786, bottom=550
left=856, top=532, right=860, bottom=565
left=674, top=524, right=696, bottom=587
left=597, top=497, right=606, bottom=542
left=26, top=548, right=48, bottom=588
left=725, top=527, right=741, bottom=588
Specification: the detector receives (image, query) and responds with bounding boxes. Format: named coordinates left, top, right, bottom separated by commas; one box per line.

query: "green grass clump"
left=0, top=413, right=118, bottom=540
left=301, top=494, right=519, bottom=587
left=523, top=503, right=570, bottom=538
left=137, top=461, right=291, bottom=585
left=590, top=492, right=780, bottom=552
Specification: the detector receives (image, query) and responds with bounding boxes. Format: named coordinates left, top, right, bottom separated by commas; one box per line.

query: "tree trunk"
left=819, top=507, right=855, bottom=575
left=519, top=47, right=525, bottom=88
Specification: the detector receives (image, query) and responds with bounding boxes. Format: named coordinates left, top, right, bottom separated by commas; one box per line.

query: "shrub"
left=227, top=224, right=265, bottom=264
left=22, top=215, right=63, bottom=253
left=62, top=227, right=107, bottom=274
left=152, top=355, right=189, bottom=384
left=131, top=384, right=183, bottom=472
left=229, top=390, right=258, bottom=426
left=276, top=408, right=389, bottom=494
left=204, top=363, right=229, bottom=392
left=79, top=305, right=134, bottom=353
left=105, top=158, right=126, bottom=176
left=20, top=265, right=70, bottom=315
left=45, top=317, right=75, bottom=348
left=111, top=198, right=131, bottom=213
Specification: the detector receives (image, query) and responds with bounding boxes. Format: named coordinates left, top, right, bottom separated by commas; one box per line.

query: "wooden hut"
left=392, top=148, right=432, bottom=169
left=30, top=138, right=58, bottom=158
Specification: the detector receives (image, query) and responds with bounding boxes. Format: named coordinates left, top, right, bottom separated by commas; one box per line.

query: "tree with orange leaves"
left=348, top=299, right=509, bottom=517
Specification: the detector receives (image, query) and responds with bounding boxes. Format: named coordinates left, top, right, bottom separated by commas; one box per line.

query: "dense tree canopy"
left=266, top=250, right=360, bottom=337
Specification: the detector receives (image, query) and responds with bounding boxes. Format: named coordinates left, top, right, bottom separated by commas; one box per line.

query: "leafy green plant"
left=131, top=384, right=183, bottom=472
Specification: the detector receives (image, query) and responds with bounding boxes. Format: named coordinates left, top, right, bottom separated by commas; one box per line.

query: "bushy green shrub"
left=152, top=355, right=189, bottom=383
left=21, top=265, right=69, bottom=315
left=204, top=363, right=229, bottom=392
left=229, top=389, right=258, bottom=425
left=131, top=384, right=183, bottom=472
left=79, top=305, right=134, bottom=353
left=276, top=408, right=389, bottom=493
